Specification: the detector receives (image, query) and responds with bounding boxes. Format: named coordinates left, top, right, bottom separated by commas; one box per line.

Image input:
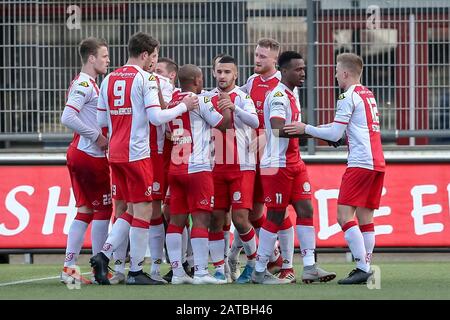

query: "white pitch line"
left=0, top=272, right=91, bottom=287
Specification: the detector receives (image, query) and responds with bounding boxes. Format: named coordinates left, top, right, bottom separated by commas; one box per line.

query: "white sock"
left=209, top=231, right=225, bottom=274
left=296, top=222, right=316, bottom=267
left=149, top=218, right=165, bottom=274
left=255, top=226, right=278, bottom=272
left=113, top=236, right=128, bottom=274
left=186, top=230, right=194, bottom=268
left=191, top=228, right=209, bottom=276
left=166, top=225, right=184, bottom=277
left=223, top=227, right=230, bottom=258
left=102, top=213, right=132, bottom=260
left=129, top=219, right=150, bottom=272
left=360, top=223, right=375, bottom=265
left=278, top=226, right=294, bottom=269
left=181, top=226, right=189, bottom=264
left=268, top=240, right=281, bottom=263
left=343, top=222, right=370, bottom=272
left=91, top=219, right=110, bottom=256
left=229, top=228, right=243, bottom=261
left=240, top=228, right=257, bottom=267
left=64, top=214, right=90, bottom=267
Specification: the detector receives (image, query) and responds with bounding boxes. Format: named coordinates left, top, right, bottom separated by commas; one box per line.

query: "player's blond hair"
left=337, top=53, right=363, bottom=77
left=257, top=38, right=281, bottom=53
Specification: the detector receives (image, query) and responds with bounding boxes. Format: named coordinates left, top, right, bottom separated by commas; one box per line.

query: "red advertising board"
left=0, top=163, right=449, bottom=248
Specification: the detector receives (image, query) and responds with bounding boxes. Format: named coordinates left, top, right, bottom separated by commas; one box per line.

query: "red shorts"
left=261, top=161, right=312, bottom=210
left=338, top=167, right=385, bottom=209
left=168, top=171, right=214, bottom=215
left=110, top=158, right=153, bottom=203
left=66, top=146, right=112, bottom=211
left=151, top=152, right=168, bottom=201
left=213, top=170, right=255, bottom=211
left=253, top=165, right=265, bottom=204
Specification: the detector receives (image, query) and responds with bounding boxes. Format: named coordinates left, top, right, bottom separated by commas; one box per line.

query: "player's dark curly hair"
left=278, top=51, right=303, bottom=70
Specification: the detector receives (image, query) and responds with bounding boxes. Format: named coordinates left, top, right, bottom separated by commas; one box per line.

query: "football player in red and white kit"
left=60, top=37, right=111, bottom=285
left=286, top=53, right=385, bottom=284
left=91, top=32, right=198, bottom=285
left=252, top=51, right=336, bottom=284
left=229, top=39, right=285, bottom=277
left=207, top=55, right=259, bottom=283
left=145, top=59, right=177, bottom=282
left=155, top=58, right=196, bottom=280
left=165, top=64, right=232, bottom=285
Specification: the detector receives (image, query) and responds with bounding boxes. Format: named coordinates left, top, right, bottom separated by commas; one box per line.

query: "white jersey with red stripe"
left=334, top=84, right=385, bottom=171
left=97, top=64, right=160, bottom=163
left=261, top=82, right=302, bottom=168
left=168, top=91, right=224, bottom=175
left=64, top=72, right=104, bottom=158
left=210, top=86, right=258, bottom=172
left=241, top=71, right=281, bottom=130
left=150, top=73, right=174, bottom=154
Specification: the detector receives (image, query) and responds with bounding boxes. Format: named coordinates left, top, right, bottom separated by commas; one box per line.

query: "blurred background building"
left=1, top=0, right=449, bottom=151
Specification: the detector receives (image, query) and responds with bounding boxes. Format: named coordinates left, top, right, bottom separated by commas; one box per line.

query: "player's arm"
left=61, top=82, right=100, bottom=142
left=235, top=94, right=259, bottom=128
left=268, top=93, right=307, bottom=138
left=283, top=99, right=351, bottom=142
left=144, top=77, right=198, bottom=125
left=200, top=96, right=232, bottom=132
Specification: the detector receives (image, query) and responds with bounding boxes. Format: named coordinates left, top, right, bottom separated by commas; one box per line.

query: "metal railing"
left=0, top=0, right=449, bottom=150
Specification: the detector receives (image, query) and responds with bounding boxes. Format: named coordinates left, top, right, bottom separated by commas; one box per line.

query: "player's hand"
left=95, top=134, right=108, bottom=151
left=182, top=94, right=199, bottom=111
left=324, top=137, right=345, bottom=148
left=219, top=92, right=231, bottom=101
left=283, top=122, right=306, bottom=135
left=217, top=99, right=235, bottom=111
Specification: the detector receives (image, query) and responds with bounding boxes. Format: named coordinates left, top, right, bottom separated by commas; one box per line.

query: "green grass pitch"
left=1, top=261, right=449, bottom=300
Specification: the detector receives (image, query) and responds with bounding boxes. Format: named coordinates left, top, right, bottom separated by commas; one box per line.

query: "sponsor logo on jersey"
left=154, top=259, right=162, bottom=265
left=200, top=199, right=209, bottom=206
left=110, top=108, right=132, bottom=115
left=92, top=200, right=100, bottom=206
left=74, top=90, right=86, bottom=96
left=273, top=91, right=284, bottom=97
left=264, top=196, right=272, bottom=203
left=204, top=96, right=211, bottom=103
left=245, top=94, right=251, bottom=99
left=149, top=75, right=157, bottom=81
left=153, top=182, right=160, bottom=192
left=79, top=81, right=89, bottom=87
left=338, top=93, right=345, bottom=100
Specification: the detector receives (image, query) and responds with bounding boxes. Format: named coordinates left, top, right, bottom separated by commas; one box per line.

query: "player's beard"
left=255, top=64, right=270, bottom=75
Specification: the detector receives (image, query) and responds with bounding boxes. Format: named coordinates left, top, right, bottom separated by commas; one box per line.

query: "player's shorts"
left=110, top=158, right=153, bottom=203
left=168, top=171, right=214, bottom=215
left=261, top=161, right=312, bottom=210
left=66, top=146, right=112, bottom=211
left=338, top=167, right=384, bottom=209
left=253, top=165, right=265, bottom=204
left=213, top=170, right=255, bottom=211
left=151, top=152, right=167, bottom=201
